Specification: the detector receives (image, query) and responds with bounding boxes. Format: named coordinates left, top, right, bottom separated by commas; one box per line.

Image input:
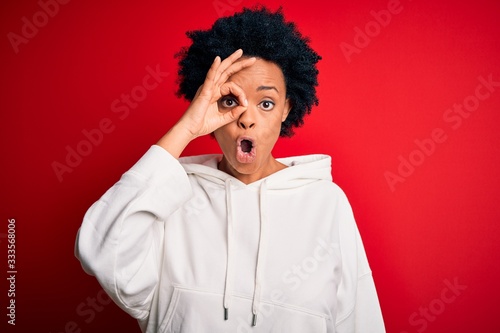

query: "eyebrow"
left=256, top=85, right=279, bottom=93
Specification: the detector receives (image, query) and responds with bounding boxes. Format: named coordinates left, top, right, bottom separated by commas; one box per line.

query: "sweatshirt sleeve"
left=75, top=145, right=192, bottom=320
left=334, top=190, right=386, bottom=332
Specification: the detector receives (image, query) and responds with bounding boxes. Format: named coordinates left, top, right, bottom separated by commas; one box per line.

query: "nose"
left=237, top=107, right=256, bottom=129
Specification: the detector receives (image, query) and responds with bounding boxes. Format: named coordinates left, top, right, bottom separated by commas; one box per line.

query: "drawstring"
left=222, top=179, right=269, bottom=327
left=251, top=180, right=269, bottom=326
left=223, top=179, right=234, bottom=320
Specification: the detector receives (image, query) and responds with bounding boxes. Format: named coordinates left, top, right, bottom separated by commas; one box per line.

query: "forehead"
left=228, top=58, right=286, bottom=91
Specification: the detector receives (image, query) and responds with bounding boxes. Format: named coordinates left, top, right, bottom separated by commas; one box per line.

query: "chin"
left=222, top=155, right=262, bottom=175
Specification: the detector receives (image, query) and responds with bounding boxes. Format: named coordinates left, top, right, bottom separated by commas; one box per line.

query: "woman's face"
left=214, top=58, right=291, bottom=184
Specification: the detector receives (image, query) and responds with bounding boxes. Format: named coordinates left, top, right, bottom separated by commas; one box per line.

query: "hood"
left=177, top=153, right=333, bottom=326
left=179, top=154, right=332, bottom=189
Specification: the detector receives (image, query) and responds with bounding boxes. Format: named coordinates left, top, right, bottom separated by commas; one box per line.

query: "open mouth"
left=241, top=139, right=253, bottom=153
left=236, top=137, right=256, bottom=163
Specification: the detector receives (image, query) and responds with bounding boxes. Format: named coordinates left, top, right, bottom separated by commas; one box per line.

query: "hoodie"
left=75, top=145, right=385, bottom=333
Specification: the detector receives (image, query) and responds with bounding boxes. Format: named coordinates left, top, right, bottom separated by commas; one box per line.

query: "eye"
left=259, top=100, right=275, bottom=111
left=220, top=96, right=238, bottom=108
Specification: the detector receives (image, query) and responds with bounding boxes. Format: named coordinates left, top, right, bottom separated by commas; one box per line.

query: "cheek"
left=213, top=128, right=229, bottom=149
left=259, top=122, right=282, bottom=150
left=214, top=125, right=241, bottom=155
left=263, top=111, right=285, bottom=134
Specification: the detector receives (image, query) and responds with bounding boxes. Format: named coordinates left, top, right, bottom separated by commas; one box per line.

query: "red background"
left=2, top=0, right=500, bottom=332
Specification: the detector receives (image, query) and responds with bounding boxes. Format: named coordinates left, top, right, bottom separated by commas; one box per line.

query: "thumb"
left=222, top=105, right=246, bottom=125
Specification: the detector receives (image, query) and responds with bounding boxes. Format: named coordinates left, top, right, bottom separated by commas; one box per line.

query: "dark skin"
left=157, top=49, right=291, bottom=184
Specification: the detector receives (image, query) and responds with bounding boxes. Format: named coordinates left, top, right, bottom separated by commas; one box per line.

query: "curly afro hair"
left=176, top=6, right=321, bottom=137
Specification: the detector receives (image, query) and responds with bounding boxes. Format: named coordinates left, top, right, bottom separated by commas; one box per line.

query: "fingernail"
left=243, top=99, right=248, bottom=106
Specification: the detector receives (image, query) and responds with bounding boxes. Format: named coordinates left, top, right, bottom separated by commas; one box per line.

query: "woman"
left=76, top=6, right=385, bottom=333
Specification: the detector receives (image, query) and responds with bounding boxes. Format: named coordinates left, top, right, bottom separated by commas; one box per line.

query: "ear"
left=282, top=98, right=292, bottom=122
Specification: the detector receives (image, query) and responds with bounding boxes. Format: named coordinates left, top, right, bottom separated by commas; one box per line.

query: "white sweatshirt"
left=75, top=145, right=385, bottom=333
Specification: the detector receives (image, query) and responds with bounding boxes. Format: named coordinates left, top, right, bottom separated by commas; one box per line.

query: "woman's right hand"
left=157, top=49, right=256, bottom=158
left=177, top=49, right=256, bottom=138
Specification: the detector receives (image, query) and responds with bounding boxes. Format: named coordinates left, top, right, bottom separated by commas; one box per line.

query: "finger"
left=193, top=85, right=203, bottom=99
left=217, top=82, right=249, bottom=126
left=213, top=49, right=243, bottom=81
left=203, top=55, right=222, bottom=87
left=197, top=55, right=223, bottom=101
left=219, top=105, right=247, bottom=126
left=218, top=82, right=248, bottom=107
left=213, top=49, right=257, bottom=84
left=215, top=56, right=257, bottom=87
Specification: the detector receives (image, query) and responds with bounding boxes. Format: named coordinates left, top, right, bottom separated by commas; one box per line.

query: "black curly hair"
left=176, top=6, right=321, bottom=137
